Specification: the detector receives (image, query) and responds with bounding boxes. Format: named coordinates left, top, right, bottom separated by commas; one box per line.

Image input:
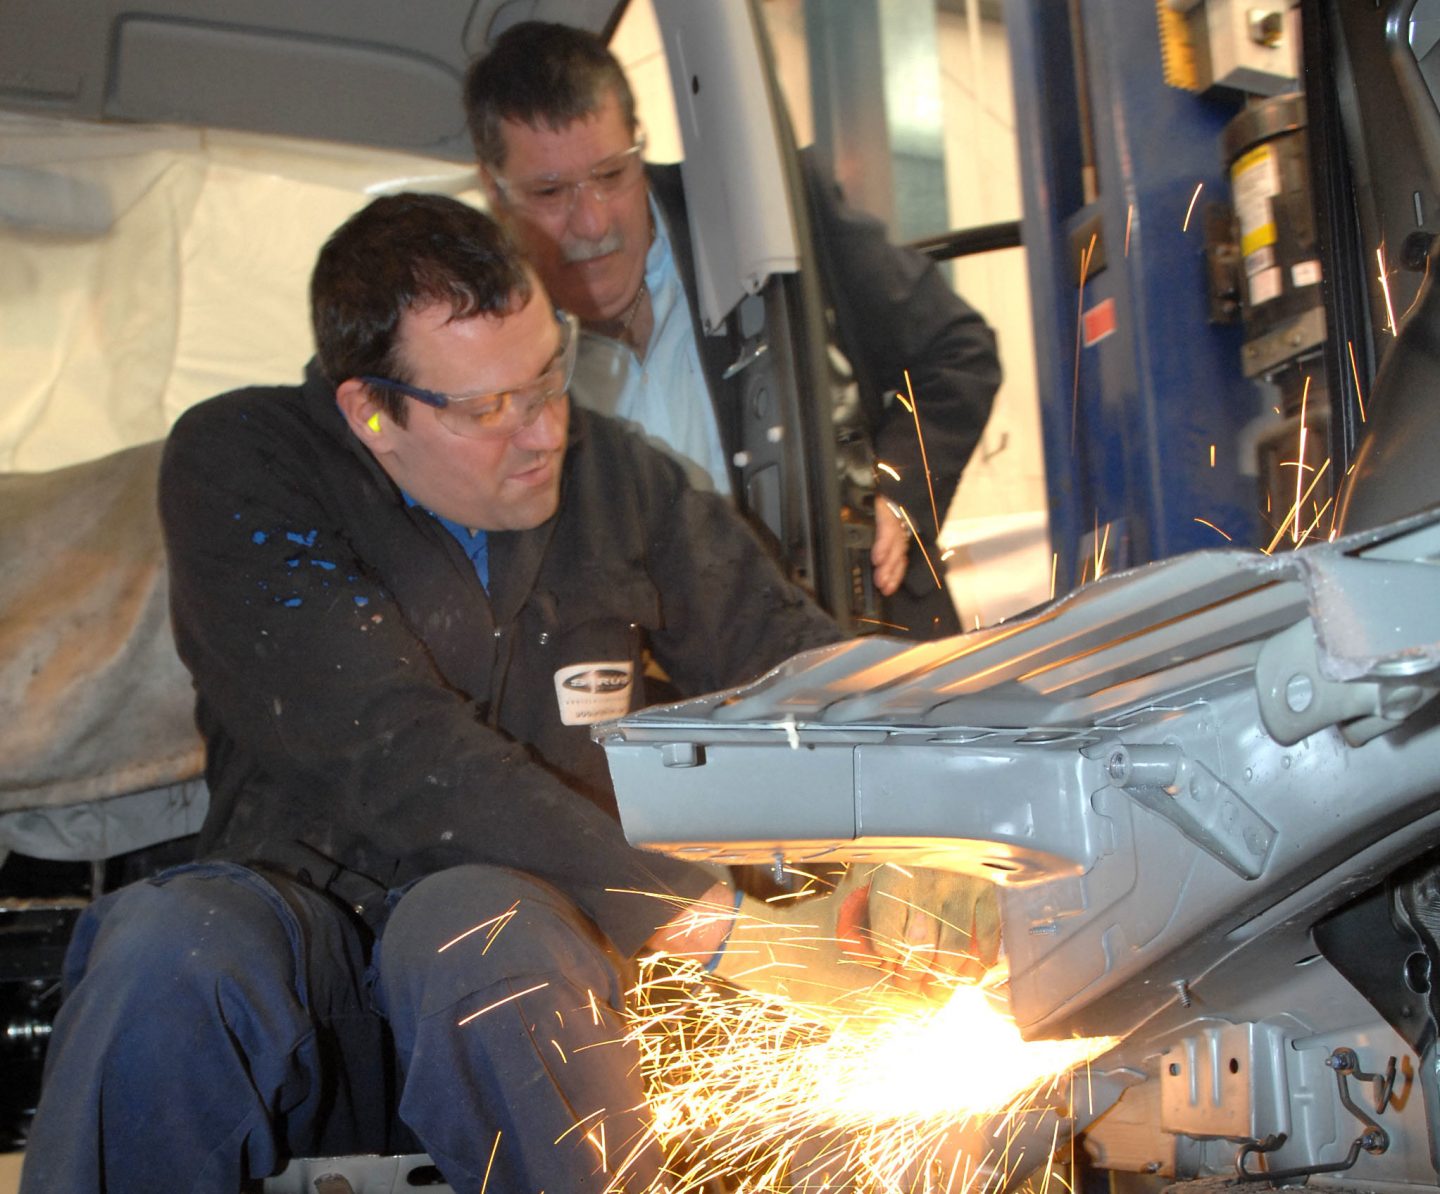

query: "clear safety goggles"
left=361, top=310, right=577, bottom=440
left=491, top=135, right=647, bottom=217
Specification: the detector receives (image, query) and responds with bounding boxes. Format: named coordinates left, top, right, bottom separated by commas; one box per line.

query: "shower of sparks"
left=1347, top=340, right=1367, bottom=423
left=903, top=370, right=943, bottom=537
left=1124, top=203, right=1134, bottom=257
left=1071, top=232, right=1099, bottom=455
left=1264, top=457, right=1331, bottom=554
left=1377, top=246, right=1399, bottom=335
left=877, top=461, right=902, bottom=482
left=1182, top=182, right=1204, bottom=232
left=890, top=501, right=945, bottom=591
left=619, top=958, right=1115, bottom=1194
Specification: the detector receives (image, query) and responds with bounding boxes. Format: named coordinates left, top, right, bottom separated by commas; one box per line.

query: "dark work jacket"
left=649, top=158, right=1002, bottom=599
left=158, top=365, right=842, bottom=956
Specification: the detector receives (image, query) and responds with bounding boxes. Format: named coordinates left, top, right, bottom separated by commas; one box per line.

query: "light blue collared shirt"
left=569, top=196, right=732, bottom=497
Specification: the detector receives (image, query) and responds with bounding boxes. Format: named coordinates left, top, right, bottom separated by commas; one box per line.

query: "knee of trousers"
left=54, top=865, right=356, bottom=1094
left=377, top=865, right=627, bottom=1026
left=70, top=869, right=303, bottom=1012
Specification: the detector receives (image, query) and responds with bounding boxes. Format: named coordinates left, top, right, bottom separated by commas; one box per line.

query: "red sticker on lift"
left=1083, top=297, right=1117, bottom=347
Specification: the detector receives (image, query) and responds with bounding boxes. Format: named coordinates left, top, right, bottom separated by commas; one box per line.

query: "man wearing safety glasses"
left=466, top=21, right=1003, bottom=642
left=19, top=193, right=843, bottom=1194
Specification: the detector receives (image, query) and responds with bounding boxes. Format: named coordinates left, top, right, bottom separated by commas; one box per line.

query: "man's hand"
left=652, top=865, right=999, bottom=1011
left=871, top=499, right=910, bottom=597
left=643, top=881, right=736, bottom=962
left=836, top=864, right=1000, bottom=988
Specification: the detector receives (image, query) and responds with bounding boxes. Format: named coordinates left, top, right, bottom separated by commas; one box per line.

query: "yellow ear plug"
left=367, top=413, right=382, bottom=433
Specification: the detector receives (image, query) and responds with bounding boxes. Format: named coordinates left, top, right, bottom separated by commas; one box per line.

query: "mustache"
left=562, top=230, right=624, bottom=264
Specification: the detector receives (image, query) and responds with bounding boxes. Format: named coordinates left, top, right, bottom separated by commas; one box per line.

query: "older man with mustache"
left=466, top=21, right=1003, bottom=642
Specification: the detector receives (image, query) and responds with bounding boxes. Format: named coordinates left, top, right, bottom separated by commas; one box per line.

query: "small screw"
left=1173, top=979, right=1193, bottom=1007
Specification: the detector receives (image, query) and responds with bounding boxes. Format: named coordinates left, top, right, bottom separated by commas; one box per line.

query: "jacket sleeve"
left=159, top=396, right=712, bottom=951
left=803, top=153, right=1002, bottom=541
left=621, top=430, right=845, bottom=696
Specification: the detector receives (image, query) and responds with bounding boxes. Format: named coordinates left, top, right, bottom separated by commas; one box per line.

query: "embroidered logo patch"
left=554, top=661, right=633, bottom=725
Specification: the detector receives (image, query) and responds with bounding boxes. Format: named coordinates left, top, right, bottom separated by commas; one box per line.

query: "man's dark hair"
left=463, top=21, right=637, bottom=170
left=310, top=192, right=532, bottom=423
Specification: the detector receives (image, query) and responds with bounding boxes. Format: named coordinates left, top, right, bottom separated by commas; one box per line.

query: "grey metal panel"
left=654, top=0, right=800, bottom=330
left=600, top=737, right=858, bottom=864
left=110, top=18, right=467, bottom=156
left=599, top=510, right=1440, bottom=1054
left=0, top=0, right=620, bottom=159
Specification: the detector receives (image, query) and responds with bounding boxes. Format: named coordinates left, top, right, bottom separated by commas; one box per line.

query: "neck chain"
left=598, top=281, right=648, bottom=339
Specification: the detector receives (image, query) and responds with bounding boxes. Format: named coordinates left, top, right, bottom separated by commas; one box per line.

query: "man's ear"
left=335, top=379, right=392, bottom=449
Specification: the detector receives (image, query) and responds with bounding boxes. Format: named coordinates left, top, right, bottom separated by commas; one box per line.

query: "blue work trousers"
left=19, top=862, right=664, bottom=1193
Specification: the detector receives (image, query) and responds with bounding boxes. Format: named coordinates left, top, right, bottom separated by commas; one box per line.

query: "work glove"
left=709, top=864, right=1001, bottom=1009
left=853, top=862, right=1002, bottom=986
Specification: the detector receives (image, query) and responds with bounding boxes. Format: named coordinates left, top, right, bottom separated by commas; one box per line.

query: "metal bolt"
left=1173, top=979, right=1193, bottom=1007
left=1107, top=750, right=1129, bottom=783
left=1285, top=673, right=1314, bottom=713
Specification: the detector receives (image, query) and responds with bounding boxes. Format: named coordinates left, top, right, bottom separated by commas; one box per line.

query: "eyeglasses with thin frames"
left=359, top=310, right=578, bottom=441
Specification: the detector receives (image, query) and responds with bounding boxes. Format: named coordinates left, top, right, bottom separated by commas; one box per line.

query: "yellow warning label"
left=1231, top=145, right=1280, bottom=259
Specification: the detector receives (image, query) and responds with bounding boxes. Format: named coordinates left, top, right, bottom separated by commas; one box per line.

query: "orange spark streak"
left=1293, top=374, right=1311, bottom=543
left=1182, top=182, right=1204, bottom=232
left=1347, top=340, right=1367, bottom=422
left=1071, top=232, right=1098, bottom=455
left=1209, top=443, right=1216, bottom=468
left=1049, top=552, right=1058, bottom=601
left=1264, top=457, right=1331, bottom=553
left=890, top=502, right=944, bottom=591
left=457, top=981, right=550, bottom=1026
left=858, top=616, right=911, bottom=633
left=1092, top=514, right=1111, bottom=580
left=437, top=901, right=519, bottom=953
left=903, top=370, right=942, bottom=537
left=1193, top=517, right=1233, bottom=541
left=479, top=1131, right=501, bottom=1194
left=1378, top=245, right=1398, bottom=335
left=1124, top=203, right=1134, bottom=257
left=1296, top=496, right=1335, bottom=548
left=876, top=460, right=901, bottom=482
left=555, top=1107, right=606, bottom=1146
left=587, top=1122, right=607, bottom=1173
